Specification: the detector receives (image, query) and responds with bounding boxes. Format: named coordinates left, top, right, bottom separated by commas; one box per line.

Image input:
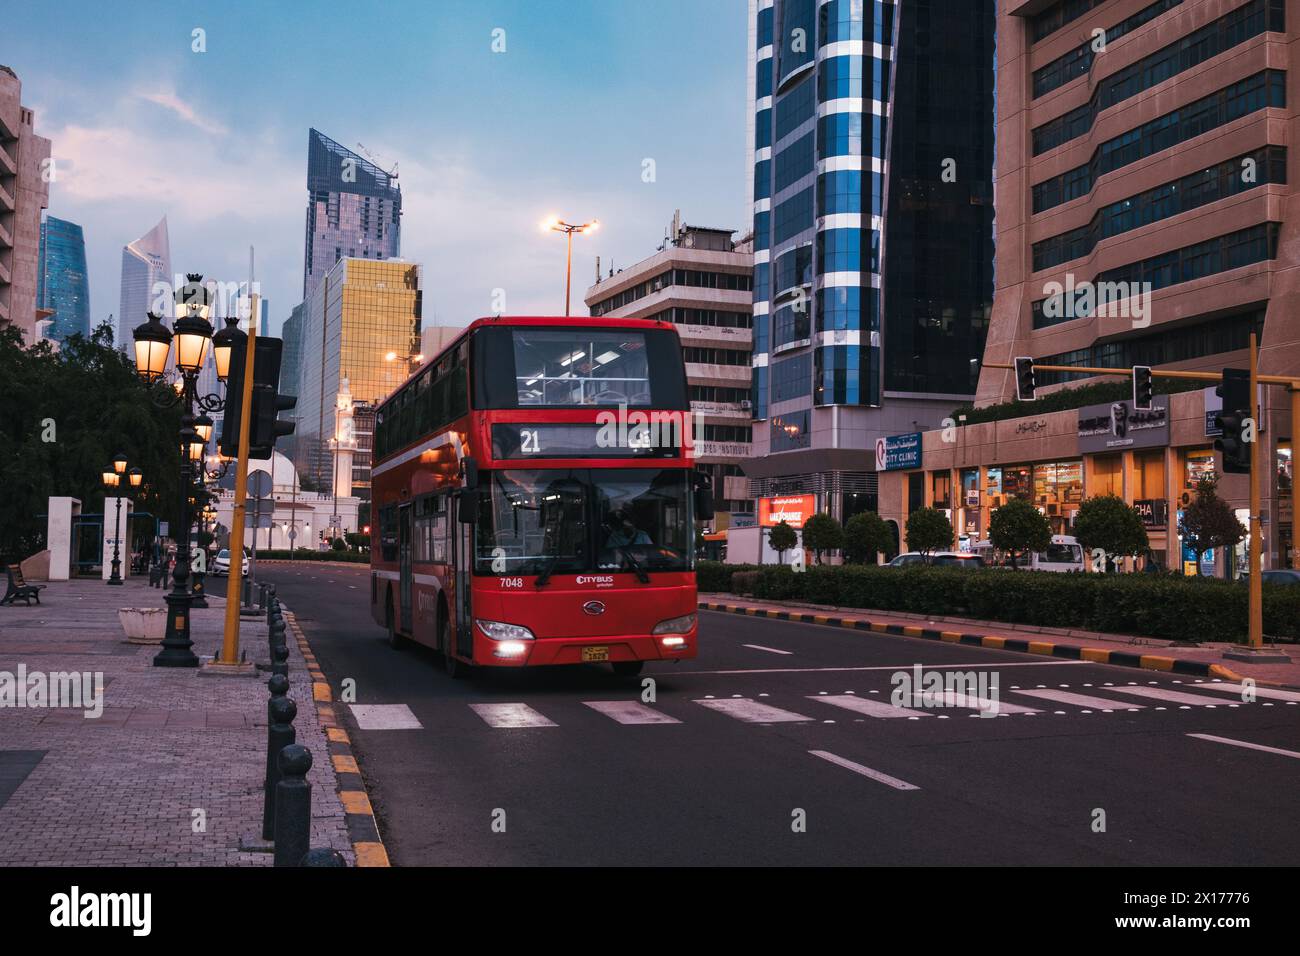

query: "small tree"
left=1179, top=475, right=1246, bottom=575
left=344, top=531, right=368, bottom=552
left=1073, top=493, right=1149, bottom=572
left=905, top=507, right=954, bottom=559
left=989, top=498, right=1052, bottom=569
left=801, top=513, right=844, bottom=564
left=844, top=511, right=893, bottom=564
left=331, top=537, right=347, bottom=552
left=768, top=520, right=798, bottom=565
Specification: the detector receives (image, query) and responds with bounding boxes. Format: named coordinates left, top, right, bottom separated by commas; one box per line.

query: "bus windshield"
left=475, top=468, right=691, bottom=576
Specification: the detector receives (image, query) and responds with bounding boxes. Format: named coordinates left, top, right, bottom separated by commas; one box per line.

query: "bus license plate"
left=581, top=646, right=609, bottom=662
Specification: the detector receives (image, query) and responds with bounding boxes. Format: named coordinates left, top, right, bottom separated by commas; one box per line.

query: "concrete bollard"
left=262, top=695, right=297, bottom=841
left=301, top=847, right=347, bottom=867
left=273, top=744, right=312, bottom=867
left=271, top=641, right=289, bottom=679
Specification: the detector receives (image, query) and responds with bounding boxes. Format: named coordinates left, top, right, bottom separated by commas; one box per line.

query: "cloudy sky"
left=7, top=0, right=749, bottom=338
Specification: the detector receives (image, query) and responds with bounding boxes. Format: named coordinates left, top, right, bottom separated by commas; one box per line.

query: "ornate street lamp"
left=112, top=452, right=129, bottom=476
left=211, top=314, right=245, bottom=384
left=101, top=462, right=134, bottom=586
left=130, top=273, right=227, bottom=669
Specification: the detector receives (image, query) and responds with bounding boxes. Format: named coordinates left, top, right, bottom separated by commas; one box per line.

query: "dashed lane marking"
left=1187, top=734, right=1300, bottom=760
left=741, top=644, right=794, bottom=655
left=808, top=750, right=921, bottom=791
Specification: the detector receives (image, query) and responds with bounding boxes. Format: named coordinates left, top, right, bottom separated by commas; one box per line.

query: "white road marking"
left=1013, top=689, right=1144, bottom=711
left=694, top=698, right=812, bottom=723
left=808, top=694, right=931, bottom=719
left=741, top=643, right=793, bottom=656
left=470, top=703, right=557, bottom=728
left=1191, top=683, right=1300, bottom=703
left=808, top=751, right=921, bottom=791
left=1105, top=686, right=1226, bottom=707
left=677, top=660, right=1085, bottom=677
left=349, top=704, right=424, bottom=730
left=1187, top=734, right=1300, bottom=760
left=910, top=690, right=1040, bottom=715
left=583, top=701, right=681, bottom=725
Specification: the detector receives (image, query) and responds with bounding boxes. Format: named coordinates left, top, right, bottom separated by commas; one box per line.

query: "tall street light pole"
left=541, top=216, right=599, bottom=316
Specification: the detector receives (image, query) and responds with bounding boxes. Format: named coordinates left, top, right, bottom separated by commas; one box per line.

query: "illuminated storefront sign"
left=758, top=494, right=817, bottom=528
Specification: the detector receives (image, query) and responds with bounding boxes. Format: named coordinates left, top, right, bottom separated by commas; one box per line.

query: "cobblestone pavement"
left=0, top=577, right=354, bottom=866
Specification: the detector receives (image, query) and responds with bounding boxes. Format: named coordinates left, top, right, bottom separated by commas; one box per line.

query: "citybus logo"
left=575, top=575, right=615, bottom=586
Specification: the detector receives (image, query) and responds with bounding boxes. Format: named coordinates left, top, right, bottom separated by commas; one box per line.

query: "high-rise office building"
left=37, top=215, right=90, bottom=342
left=746, top=0, right=996, bottom=522
left=293, top=257, right=422, bottom=493
left=978, top=0, right=1300, bottom=401
left=280, top=301, right=304, bottom=402
left=0, top=65, right=52, bottom=342
left=117, top=215, right=171, bottom=353
left=302, top=129, right=402, bottom=300
left=585, top=219, right=756, bottom=529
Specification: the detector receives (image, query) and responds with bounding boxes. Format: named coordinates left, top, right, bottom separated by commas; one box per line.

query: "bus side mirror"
left=694, top=486, right=714, bottom=521
left=457, top=488, right=478, bottom=524
left=461, top=456, right=479, bottom=491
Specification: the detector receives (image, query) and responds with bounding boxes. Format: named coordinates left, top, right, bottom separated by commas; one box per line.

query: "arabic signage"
left=1077, top=397, right=1168, bottom=453
left=875, top=432, right=922, bottom=471
left=758, top=494, right=817, bottom=528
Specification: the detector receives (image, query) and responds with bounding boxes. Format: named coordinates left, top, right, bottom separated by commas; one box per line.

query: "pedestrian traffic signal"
left=219, top=337, right=297, bottom=460
left=1014, top=356, right=1037, bottom=401
left=1132, top=365, right=1153, bottom=410
left=1214, top=367, right=1252, bottom=474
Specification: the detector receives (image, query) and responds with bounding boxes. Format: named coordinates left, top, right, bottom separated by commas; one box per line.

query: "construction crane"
left=356, top=142, right=398, bottom=180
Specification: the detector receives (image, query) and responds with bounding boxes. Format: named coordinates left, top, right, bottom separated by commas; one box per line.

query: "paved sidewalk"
left=700, top=593, right=1300, bottom=688
left=0, top=578, right=354, bottom=866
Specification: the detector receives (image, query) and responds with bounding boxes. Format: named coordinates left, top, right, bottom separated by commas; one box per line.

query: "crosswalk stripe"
left=808, top=750, right=921, bottom=790
left=583, top=701, right=681, bottom=724
left=469, top=703, right=557, bottom=728
left=1012, top=689, right=1143, bottom=711
left=1104, top=686, right=1227, bottom=706
left=1188, top=683, right=1300, bottom=703
left=910, top=689, right=1040, bottom=715
left=694, top=698, right=812, bottom=723
left=348, top=703, right=425, bottom=729
left=742, top=644, right=793, bottom=655
left=807, top=694, right=930, bottom=719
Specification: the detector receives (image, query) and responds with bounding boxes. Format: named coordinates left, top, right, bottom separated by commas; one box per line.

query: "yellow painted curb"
left=1028, top=640, right=1055, bottom=656
left=326, top=727, right=350, bottom=744
left=1140, top=655, right=1175, bottom=671
left=354, top=842, right=390, bottom=867
left=940, top=631, right=963, bottom=643
left=312, top=681, right=332, bottom=701
left=340, top=791, right=373, bottom=815
left=332, top=754, right=360, bottom=775
left=1080, top=647, right=1110, bottom=664
left=902, top=625, right=923, bottom=637
left=982, top=636, right=1006, bottom=649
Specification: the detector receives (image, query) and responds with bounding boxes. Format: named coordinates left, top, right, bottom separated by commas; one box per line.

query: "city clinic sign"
left=876, top=432, right=922, bottom=471
left=759, top=494, right=817, bottom=528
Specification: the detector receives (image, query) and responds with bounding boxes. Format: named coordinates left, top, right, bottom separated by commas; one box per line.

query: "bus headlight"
left=475, top=619, right=536, bottom=643
left=652, top=613, right=696, bottom=636
left=493, top=640, right=529, bottom=659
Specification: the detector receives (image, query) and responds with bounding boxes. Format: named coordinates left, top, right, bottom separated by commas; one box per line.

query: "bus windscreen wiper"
left=535, top=554, right=561, bottom=587
left=619, top=547, right=651, bottom=584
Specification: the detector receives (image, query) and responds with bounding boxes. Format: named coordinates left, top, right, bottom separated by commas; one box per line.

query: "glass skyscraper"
left=37, top=215, right=90, bottom=342
left=746, top=0, right=994, bottom=520
left=117, top=215, right=171, bottom=354
left=303, top=129, right=402, bottom=300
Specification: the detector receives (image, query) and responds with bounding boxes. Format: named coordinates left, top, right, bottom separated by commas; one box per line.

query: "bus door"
left=454, top=504, right=474, bottom=658
left=399, top=503, right=413, bottom=631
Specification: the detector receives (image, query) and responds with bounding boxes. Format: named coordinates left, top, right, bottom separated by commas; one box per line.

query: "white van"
left=970, top=535, right=1084, bottom=572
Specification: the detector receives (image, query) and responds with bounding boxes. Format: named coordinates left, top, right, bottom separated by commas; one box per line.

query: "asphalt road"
left=215, top=563, right=1300, bottom=866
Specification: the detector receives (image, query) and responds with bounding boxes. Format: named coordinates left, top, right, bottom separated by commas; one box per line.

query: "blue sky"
left=6, top=0, right=749, bottom=337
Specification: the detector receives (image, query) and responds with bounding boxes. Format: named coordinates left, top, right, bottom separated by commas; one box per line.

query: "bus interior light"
left=652, top=613, right=696, bottom=636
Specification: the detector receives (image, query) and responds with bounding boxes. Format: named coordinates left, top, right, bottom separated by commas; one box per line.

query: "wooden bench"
left=1, top=564, right=46, bottom=606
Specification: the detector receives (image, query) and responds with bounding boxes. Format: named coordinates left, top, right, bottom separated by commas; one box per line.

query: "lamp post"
left=541, top=216, right=599, bottom=316
left=101, top=466, right=123, bottom=585
left=132, top=273, right=221, bottom=668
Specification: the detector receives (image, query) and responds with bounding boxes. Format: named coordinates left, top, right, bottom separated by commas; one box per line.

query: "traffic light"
left=1132, top=365, right=1153, bottom=410
left=1214, top=367, right=1252, bottom=474
left=1014, top=356, right=1037, bottom=401
left=220, top=337, right=297, bottom=460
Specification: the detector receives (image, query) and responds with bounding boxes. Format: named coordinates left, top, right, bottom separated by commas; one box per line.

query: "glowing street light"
left=542, top=216, right=600, bottom=316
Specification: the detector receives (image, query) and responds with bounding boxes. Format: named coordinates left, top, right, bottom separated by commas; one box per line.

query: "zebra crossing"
left=462, top=680, right=1297, bottom=729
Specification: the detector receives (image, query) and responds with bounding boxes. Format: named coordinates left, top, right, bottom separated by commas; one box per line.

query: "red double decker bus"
left=368, top=316, right=711, bottom=677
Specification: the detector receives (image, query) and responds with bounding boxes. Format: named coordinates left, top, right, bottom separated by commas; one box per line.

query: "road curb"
left=281, top=607, right=391, bottom=868
left=698, top=599, right=1263, bottom=684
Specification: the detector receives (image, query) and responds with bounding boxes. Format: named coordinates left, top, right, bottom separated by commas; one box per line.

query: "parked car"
left=970, top=535, right=1085, bottom=572
left=1242, top=569, right=1300, bottom=587
left=212, top=548, right=250, bottom=577
left=886, top=551, right=985, bottom=568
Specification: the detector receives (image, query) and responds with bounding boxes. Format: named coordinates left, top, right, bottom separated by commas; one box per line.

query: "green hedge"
left=255, top=549, right=369, bottom=564
left=695, top=562, right=1299, bottom=643
left=697, top=561, right=760, bottom=593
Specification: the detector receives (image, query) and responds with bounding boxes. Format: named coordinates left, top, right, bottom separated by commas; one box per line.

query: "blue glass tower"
left=746, top=0, right=994, bottom=520
left=37, top=215, right=90, bottom=342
